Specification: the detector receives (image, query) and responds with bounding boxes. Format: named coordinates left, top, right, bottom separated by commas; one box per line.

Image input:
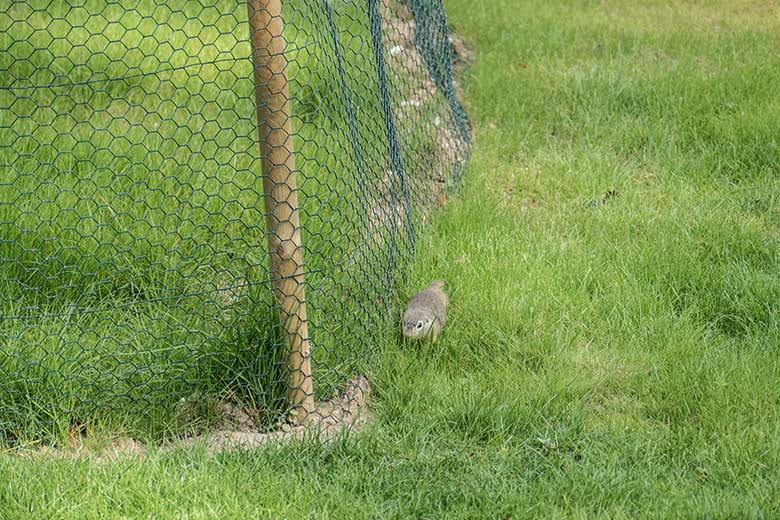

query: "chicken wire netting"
left=0, top=0, right=470, bottom=442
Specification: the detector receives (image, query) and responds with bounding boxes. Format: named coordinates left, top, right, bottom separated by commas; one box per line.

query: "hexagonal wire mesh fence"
left=0, top=0, right=470, bottom=442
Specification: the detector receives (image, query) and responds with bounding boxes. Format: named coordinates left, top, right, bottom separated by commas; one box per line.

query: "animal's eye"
left=417, top=322, right=423, bottom=329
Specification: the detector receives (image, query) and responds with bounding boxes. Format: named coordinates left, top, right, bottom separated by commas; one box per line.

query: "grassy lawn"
left=1, top=0, right=447, bottom=439
left=3, top=0, right=780, bottom=517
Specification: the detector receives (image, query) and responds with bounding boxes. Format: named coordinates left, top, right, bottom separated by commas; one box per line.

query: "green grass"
left=0, top=0, right=411, bottom=439
left=3, top=0, right=780, bottom=516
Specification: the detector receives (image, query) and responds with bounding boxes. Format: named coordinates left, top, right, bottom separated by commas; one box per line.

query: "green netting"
left=0, top=0, right=470, bottom=441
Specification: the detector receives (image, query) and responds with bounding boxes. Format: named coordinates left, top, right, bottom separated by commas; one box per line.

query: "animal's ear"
left=429, top=280, right=446, bottom=291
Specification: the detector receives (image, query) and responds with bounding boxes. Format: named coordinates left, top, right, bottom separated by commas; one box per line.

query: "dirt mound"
left=22, top=375, right=372, bottom=461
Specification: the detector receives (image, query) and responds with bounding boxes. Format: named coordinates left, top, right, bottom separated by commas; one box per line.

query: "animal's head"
left=402, top=310, right=434, bottom=340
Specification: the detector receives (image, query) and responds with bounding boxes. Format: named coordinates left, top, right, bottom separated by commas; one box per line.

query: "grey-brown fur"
left=402, top=280, right=448, bottom=341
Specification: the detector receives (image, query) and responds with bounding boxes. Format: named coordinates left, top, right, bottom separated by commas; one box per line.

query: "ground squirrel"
left=402, top=280, right=448, bottom=341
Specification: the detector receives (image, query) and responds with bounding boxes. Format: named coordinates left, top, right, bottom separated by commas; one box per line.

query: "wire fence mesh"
left=0, top=0, right=470, bottom=443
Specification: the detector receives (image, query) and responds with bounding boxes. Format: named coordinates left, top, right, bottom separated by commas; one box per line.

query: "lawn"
left=3, top=0, right=780, bottom=517
left=0, top=0, right=459, bottom=439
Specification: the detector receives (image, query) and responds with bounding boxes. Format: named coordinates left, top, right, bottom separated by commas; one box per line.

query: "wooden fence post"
left=247, top=0, right=315, bottom=423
